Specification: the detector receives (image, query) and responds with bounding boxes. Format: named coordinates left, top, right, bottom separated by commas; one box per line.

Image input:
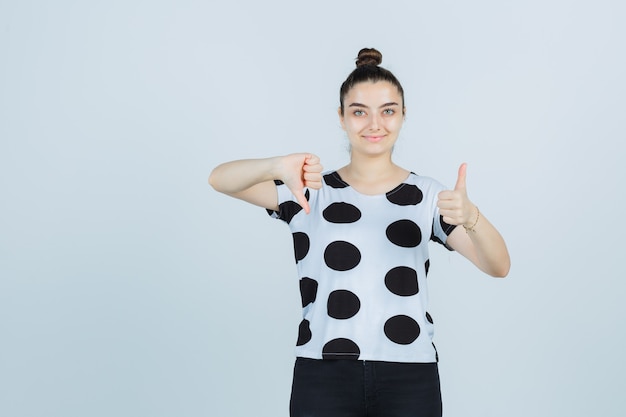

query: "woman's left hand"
left=437, top=163, right=478, bottom=228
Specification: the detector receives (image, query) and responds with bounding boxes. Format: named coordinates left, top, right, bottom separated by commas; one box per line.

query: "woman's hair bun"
left=355, top=48, right=382, bottom=67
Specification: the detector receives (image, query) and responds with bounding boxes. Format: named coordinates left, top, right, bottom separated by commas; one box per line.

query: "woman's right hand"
left=276, top=153, right=323, bottom=213
left=209, top=153, right=323, bottom=214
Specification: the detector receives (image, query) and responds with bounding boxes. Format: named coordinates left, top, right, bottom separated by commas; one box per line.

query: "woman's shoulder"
left=405, top=172, right=448, bottom=192
left=406, top=171, right=441, bottom=184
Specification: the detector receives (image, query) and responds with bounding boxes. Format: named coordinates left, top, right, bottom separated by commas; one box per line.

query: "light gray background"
left=1, top=1, right=624, bottom=416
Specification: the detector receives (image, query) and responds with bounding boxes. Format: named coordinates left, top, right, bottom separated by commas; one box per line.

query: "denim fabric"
left=289, top=357, right=442, bottom=417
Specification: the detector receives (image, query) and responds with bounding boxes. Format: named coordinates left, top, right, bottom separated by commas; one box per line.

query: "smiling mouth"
left=363, top=135, right=385, bottom=143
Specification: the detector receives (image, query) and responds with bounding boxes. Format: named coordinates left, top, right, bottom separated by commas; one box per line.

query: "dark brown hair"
left=339, top=48, right=405, bottom=115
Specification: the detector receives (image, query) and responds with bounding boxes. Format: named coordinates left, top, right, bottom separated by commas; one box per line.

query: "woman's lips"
left=363, top=135, right=384, bottom=143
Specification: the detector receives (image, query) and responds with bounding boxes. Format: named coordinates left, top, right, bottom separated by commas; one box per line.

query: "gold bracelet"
left=463, top=206, right=480, bottom=233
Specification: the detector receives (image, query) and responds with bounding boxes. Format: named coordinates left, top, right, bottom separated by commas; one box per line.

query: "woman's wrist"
left=463, top=205, right=480, bottom=233
left=267, top=156, right=283, bottom=182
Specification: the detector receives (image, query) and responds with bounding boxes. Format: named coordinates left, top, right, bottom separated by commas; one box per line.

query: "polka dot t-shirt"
left=268, top=171, right=456, bottom=363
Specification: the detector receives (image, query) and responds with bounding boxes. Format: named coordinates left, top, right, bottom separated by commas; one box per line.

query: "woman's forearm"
left=463, top=210, right=511, bottom=277
left=208, top=153, right=323, bottom=213
left=209, top=157, right=280, bottom=195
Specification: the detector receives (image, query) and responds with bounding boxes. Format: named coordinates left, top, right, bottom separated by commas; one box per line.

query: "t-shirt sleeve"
left=428, top=180, right=457, bottom=250
left=431, top=213, right=457, bottom=250
left=266, top=180, right=309, bottom=224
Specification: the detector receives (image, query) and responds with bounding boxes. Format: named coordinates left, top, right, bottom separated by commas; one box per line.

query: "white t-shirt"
left=269, top=171, right=456, bottom=363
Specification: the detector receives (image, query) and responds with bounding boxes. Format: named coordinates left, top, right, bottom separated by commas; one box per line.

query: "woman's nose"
left=369, top=114, right=380, bottom=130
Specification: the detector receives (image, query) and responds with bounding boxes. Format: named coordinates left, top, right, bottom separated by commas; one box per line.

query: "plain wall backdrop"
left=1, top=1, right=625, bottom=416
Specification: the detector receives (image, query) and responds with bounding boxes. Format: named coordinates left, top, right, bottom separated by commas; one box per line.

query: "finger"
left=454, top=163, right=467, bottom=191
left=305, top=180, right=323, bottom=190
left=437, top=190, right=459, bottom=201
left=439, top=207, right=464, bottom=224
left=303, top=172, right=322, bottom=181
left=305, top=154, right=320, bottom=165
left=441, top=216, right=460, bottom=226
left=437, top=200, right=460, bottom=210
left=304, top=158, right=323, bottom=173
left=303, top=163, right=323, bottom=173
left=437, top=190, right=456, bottom=201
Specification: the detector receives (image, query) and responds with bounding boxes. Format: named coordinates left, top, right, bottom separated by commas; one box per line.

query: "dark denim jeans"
left=290, top=357, right=442, bottom=417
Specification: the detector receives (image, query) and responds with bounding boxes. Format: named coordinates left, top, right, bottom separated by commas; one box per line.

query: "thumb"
left=454, top=163, right=467, bottom=191
left=293, top=188, right=311, bottom=214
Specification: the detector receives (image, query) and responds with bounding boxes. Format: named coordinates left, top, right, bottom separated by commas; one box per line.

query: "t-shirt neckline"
left=329, top=170, right=413, bottom=197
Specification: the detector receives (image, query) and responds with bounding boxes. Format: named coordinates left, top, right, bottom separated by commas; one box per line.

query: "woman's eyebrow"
left=348, top=102, right=400, bottom=108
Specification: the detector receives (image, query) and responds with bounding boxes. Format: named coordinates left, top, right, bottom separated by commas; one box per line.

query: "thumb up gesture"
left=437, top=163, right=478, bottom=227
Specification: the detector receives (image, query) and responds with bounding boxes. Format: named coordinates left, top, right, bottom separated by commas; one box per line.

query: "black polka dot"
left=323, top=202, right=361, bottom=224
left=386, top=220, right=422, bottom=248
left=277, top=200, right=303, bottom=224
left=300, top=277, right=318, bottom=307
left=327, top=290, right=361, bottom=319
left=385, top=266, right=419, bottom=296
left=384, top=315, right=421, bottom=345
left=324, top=173, right=349, bottom=189
left=426, top=312, right=433, bottom=324
left=386, top=184, right=423, bottom=206
left=293, top=232, right=310, bottom=263
left=267, top=185, right=309, bottom=223
left=322, top=338, right=360, bottom=359
left=296, top=319, right=312, bottom=346
left=324, top=241, right=361, bottom=271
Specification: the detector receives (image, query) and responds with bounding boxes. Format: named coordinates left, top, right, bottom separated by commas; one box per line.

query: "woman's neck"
left=337, top=154, right=409, bottom=195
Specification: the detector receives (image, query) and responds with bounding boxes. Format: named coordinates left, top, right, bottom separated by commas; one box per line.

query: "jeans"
left=289, top=357, right=442, bottom=417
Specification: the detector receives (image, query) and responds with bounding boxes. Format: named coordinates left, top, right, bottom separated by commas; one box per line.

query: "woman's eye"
left=383, top=108, right=395, bottom=115
left=353, top=110, right=365, bottom=116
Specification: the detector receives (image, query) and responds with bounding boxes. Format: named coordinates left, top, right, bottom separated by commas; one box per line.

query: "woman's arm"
left=445, top=210, right=511, bottom=277
left=208, top=153, right=323, bottom=213
left=437, top=163, right=511, bottom=278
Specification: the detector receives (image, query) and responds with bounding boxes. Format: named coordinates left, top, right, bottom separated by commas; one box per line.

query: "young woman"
left=209, top=48, right=510, bottom=417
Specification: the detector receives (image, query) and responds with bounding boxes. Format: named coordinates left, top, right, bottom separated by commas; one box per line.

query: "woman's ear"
left=338, top=107, right=346, bottom=130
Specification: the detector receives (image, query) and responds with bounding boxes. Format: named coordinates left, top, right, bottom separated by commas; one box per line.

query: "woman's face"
left=339, top=81, right=405, bottom=157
